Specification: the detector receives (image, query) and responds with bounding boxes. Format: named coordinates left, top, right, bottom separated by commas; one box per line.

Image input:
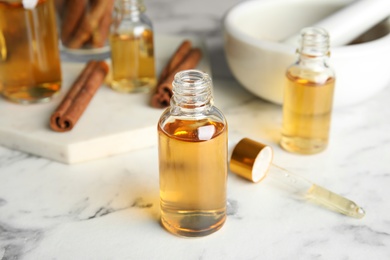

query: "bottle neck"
left=115, top=0, right=145, bottom=18
left=297, top=27, right=330, bottom=64
left=170, top=70, right=213, bottom=116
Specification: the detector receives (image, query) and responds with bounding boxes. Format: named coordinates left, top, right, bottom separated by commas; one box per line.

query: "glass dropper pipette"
left=230, top=138, right=365, bottom=219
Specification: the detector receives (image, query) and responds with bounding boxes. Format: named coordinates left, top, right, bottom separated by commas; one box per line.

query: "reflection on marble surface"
left=1, top=0, right=390, bottom=259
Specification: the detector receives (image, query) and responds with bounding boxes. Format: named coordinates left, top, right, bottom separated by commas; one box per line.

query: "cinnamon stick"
left=54, top=0, right=66, bottom=19
left=59, top=0, right=114, bottom=49
left=158, top=40, right=192, bottom=85
left=60, top=0, right=87, bottom=45
left=151, top=83, right=172, bottom=108
left=151, top=48, right=202, bottom=108
left=50, top=60, right=109, bottom=132
left=92, top=0, right=114, bottom=48
left=66, top=0, right=109, bottom=49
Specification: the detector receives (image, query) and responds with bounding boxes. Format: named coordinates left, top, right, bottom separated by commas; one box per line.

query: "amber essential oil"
left=281, top=27, right=335, bottom=154
left=158, top=118, right=227, bottom=237
left=281, top=71, right=335, bottom=154
left=0, top=0, right=61, bottom=103
left=110, top=29, right=156, bottom=93
left=307, top=184, right=365, bottom=218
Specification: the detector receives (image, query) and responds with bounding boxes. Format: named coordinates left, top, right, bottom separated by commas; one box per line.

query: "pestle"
left=283, top=0, right=390, bottom=46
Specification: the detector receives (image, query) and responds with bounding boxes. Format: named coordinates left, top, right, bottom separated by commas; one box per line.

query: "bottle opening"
left=174, top=70, right=211, bottom=90
left=299, top=27, right=330, bottom=57
left=171, top=70, right=213, bottom=111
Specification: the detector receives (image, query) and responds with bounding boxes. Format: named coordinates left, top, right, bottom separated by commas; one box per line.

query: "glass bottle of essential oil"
left=281, top=27, right=335, bottom=154
left=109, top=0, right=156, bottom=93
left=158, top=70, right=228, bottom=237
left=0, top=0, right=62, bottom=104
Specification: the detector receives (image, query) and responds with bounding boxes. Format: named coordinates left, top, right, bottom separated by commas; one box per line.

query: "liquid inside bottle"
left=281, top=27, right=335, bottom=154
left=281, top=71, right=335, bottom=154
left=158, top=69, right=227, bottom=237
left=0, top=0, right=61, bottom=104
left=110, top=29, right=156, bottom=93
left=158, top=118, right=227, bottom=237
left=109, top=0, right=156, bottom=93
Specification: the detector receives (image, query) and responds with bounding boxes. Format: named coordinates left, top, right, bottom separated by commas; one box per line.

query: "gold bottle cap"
left=230, top=138, right=273, bottom=183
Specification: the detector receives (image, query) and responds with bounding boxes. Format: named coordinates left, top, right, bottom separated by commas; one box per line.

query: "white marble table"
left=1, top=0, right=390, bottom=259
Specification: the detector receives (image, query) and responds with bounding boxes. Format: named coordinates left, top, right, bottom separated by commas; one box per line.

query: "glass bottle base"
left=110, top=78, right=156, bottom=93
left=161, top=209, right=226, bottom=237
left=280, top=135, right=328, bottom=154
left=1, top=82, right=61, bottom=104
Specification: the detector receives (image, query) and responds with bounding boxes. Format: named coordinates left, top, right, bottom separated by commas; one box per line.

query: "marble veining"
left=334, top=224, right=390, bottom=247
left=0, top=149, right=34, bottom=169
left=0, top=222, right=42, bottom=260
left=85, top=197, right=153, bottom=220
left=1, top=0, right=390, bottom=259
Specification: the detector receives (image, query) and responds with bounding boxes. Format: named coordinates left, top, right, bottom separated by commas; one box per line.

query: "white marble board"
left=0, top=35, right=210, bottom=164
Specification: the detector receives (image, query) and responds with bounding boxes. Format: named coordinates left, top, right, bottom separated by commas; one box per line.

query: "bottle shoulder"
left=158, top=106, right=227, bottom=141
left=111, top=13, right=153, bottom=34
left=159, top=105, right=227, bottom=126
left=287, top=61, right=335, bottom=85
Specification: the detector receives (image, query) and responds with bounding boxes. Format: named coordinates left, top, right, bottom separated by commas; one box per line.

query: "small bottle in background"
left=158, top=70, right=228, bottom=237
left=109, top=0, right=156, bottom=93
left=281, top=27, right=336, bottom=154
left=0, top=0, right=61, bottom=104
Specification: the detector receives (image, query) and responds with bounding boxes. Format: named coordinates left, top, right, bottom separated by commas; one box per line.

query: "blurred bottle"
left=281, top=27, right=336, bottom=154
left=109, top=0, right=156, bottom=93
left=0, top=0, right=62, bottom=104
